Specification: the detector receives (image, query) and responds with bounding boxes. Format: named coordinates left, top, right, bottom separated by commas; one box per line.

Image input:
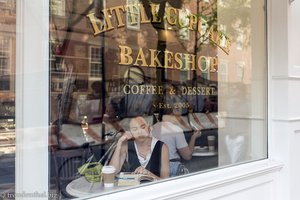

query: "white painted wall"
left=286, top=1, right=300, bottom=200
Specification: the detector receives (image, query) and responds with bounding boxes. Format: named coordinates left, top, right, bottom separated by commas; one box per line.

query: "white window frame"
left=178, top=7, right=190, bottom=41
left=236, top=61, right=245, bottom=82
left=126, top=0, right=140, bottom=30
left=0, top=36, right=10, bottom=75
left=89, top=45, right=102, bottom=81
left=15, top=0, right=49, bottom=198
left=0, top=35, right=14, bottom=92
left=15, top=0, right=287, bottom=199
left=50, top=0, right=65, bottom=17
left=219, top=59, right=229, bottom=83
left=200, top=57, right=210, bottom=80
left=200, top=18, right=209, bottom=44
left=236, top=28, right=244, bottom=50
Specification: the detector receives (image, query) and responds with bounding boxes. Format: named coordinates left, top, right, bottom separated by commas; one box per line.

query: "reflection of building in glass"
left=0, top=0, right=16, bottom=109
left=51, top=0, right=65, bottom=17
left=236, top=29, right=244, bottom=50
left=89, top=46, right=102, bottom=80
left=48, top=0, right=220, bottom=121
left=236, top=61, right=245, bottom=82
left=46, top=2, right=223, bottom=157
left=126, top=0, right=140, bottom=30
left=0, top=36, right=11, bottom=90
left=0, top=0, right=16, bottom=194
left=0, top=1, right=15, bottom=93
left=219, top=59, right=228, bottom=83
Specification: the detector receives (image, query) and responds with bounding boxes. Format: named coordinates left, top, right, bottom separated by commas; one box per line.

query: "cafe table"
left=66, top=172, right=144, bottom=198
left=66, top=176, right=121, bottom=198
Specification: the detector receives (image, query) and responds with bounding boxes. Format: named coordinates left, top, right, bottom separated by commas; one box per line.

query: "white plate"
left=193, top=146, right=217, bottom=157
left=193, top=146, right=208, bottom=152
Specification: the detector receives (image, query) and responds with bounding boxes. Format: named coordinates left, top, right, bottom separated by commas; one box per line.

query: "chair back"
left=52, top=146, right=90, bottom=198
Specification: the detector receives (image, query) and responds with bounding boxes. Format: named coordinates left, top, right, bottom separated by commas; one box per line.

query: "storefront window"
left=0, top=0, right=16, bottom=196
left=49, top=0, right=267, bottom=198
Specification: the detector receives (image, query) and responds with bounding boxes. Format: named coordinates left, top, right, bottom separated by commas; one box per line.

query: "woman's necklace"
left=138, top=151, right=148, bottom=159
left=137, top=139, right=151, bottom=159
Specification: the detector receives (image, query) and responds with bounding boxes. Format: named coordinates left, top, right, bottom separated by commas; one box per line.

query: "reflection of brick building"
left=0, top=1, right=16, bottom=192
left=0, top=0, right=16, bottom=99
left=48, top=0, right=221, bottom=122
left=49, top=0, right=219, bottom=93
left=0, top=0, right=16, bottom=128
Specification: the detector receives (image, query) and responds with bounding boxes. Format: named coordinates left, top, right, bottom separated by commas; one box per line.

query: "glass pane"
left=0, top=0, right=16, bottom=196
left=49, top=0, right=267, bottom=198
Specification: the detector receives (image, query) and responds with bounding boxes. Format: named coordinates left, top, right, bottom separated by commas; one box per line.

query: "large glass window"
left=49, top=0, right=267, bottom=198
left=0, top=0, right=16, bottom=196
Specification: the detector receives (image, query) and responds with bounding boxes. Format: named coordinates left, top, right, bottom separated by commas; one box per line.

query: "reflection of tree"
left=50, top=0, right=96, bottom=128
left=179, top=0, right=218, bottom=53
left=50, top=0, right=252, bottom=122
left=192, top=0, right=217, bottom=83
left=170, top=1, right=218, bottom=112
left=170, top=0, right=251, bottom=53
left=218, top=0, right=251, bottom=47
left=139, top=0, right=184, bottom=120
left=162, top=0, right=218, bottom=55
left=50, top=0, right=95, bottom=63
left=138, top=0, right=219, bottom=118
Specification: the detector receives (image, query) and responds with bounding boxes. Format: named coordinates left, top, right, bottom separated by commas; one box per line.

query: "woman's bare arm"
left=109, top=132, right=132, bottom=173
left=160, top=143, right=170, bottom=178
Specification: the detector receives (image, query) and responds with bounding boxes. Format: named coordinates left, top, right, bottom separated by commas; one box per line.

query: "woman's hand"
left=133, top=166, right=151, bottom=176
left=192, top=130, right=202, bottom=139
left=118, top=131, right=133, bottom=144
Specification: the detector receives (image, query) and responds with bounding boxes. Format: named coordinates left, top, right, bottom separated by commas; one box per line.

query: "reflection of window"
left=200, top=18, right=209, bottom=44
left=0, top=36, right=11, bottom=91
left=179, top=59, right=191, bottom=81
left=236, top=62, right=245, bottom=82
left=236, top=29, right=244, bottom=50
left=219, top=24, right=227, bottom=32
left=180, top=71, right=190, bottom=81
left=178, top=8, right=190, bottom=40
left=201, top=57, right=210, bottom=80
left=219, top=0, right=225, bottom=6
left=1, top=0, right=16, bottom=11
left=219, top=60, right=228, bottom=82
left=51, top=0, right=65, bottom=16
left=89, top=46, right=102, bottom=80
left=126, top=0, right=140, bottom=30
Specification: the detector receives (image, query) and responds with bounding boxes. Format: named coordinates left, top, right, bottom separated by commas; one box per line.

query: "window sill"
left=88, top=159, right=283, bottom=200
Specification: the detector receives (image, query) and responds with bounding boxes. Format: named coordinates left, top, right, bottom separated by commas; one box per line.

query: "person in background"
left=110, top=116, right=169, bottom=179
left=152, top=121, right=201, bottom=177
left=89, top=81, right=102, bottom=99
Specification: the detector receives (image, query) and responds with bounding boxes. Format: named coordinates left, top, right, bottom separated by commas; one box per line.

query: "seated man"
left=152, top=121, right=201, bottom=177
left=110, top=116, right=169, bottom=180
